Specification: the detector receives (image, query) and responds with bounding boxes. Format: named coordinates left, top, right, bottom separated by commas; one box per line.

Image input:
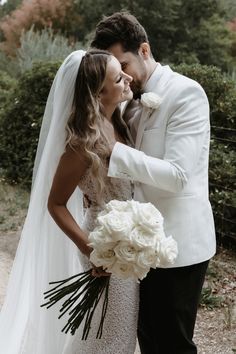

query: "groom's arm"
left=108, top=84, right=210, bottom=193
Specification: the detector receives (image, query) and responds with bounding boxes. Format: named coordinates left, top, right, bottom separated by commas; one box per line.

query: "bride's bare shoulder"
left=63, top=145, right=88, bottom=165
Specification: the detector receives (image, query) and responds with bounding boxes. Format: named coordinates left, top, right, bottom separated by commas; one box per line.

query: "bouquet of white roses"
left=89, top=199, right=177, bottom=280
left=41, top=200, right=178, bottom=339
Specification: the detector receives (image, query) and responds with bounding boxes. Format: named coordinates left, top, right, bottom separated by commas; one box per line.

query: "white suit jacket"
left=108, top=64, right=216, bottom=267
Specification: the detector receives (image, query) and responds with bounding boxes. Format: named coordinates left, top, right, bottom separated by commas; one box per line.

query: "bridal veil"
left=0, top=50, right=86, bottom=353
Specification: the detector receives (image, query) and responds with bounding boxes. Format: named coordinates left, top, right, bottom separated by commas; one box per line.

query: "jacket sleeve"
left=108, top=84, right=210, bottom=193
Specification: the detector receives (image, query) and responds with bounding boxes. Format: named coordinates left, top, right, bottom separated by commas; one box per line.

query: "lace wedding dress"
left=63, top=162, right=139, bottom=354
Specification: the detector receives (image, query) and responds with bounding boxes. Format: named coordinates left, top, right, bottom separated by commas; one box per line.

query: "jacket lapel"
left=135, top=107, right=153, bottom=149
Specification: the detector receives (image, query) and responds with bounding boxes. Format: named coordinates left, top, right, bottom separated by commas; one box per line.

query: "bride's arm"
left=47, top=146, right=92, bottom=258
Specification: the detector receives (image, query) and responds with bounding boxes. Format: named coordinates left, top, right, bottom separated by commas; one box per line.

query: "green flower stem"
left=41, top=269, right=110, bottom=339
left=65, top=277, right=106, bottom=333
left=81, top=278, right=109, bottom=339
left=59, top=276, right=98, bottom=313
left=42, top=272, right=93, bottom=308
left=44, top=270, right=91, bottom=293
left=96, top=279, right=110, bottom=338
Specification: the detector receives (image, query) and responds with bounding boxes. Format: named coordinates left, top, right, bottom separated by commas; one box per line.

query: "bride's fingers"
left=92, top=267, right=111, bottom=277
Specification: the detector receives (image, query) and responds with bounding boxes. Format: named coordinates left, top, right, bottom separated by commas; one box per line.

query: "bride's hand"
left=81, top=241, right=110, bottom=277
left=80, top=240, right=93, bottom=259
left=91, top=265, right=111, bottom=278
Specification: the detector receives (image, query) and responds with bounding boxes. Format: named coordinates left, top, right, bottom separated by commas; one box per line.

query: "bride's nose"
left=124, top=73, right=133, bottom=83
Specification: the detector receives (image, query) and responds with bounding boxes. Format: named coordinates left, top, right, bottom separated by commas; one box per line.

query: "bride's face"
left=99, top=56, right=133, bottom=107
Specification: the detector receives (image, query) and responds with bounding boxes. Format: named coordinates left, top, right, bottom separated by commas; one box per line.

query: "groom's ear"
left=138, top=43, right=151, bottom=60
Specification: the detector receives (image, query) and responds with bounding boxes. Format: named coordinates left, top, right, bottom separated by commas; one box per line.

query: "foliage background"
left=0, top=0, right=236, bottom=70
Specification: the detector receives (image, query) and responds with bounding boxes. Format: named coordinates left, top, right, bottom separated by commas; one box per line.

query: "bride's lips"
left=123, top=86, right=130, bottom=93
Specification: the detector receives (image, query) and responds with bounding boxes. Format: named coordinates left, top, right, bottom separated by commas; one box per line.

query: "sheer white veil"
left=0, top=50, right=86, bottom=354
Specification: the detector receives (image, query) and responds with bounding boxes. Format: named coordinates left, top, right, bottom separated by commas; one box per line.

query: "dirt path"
left=0, top=230, right=235, bottom=353
left=0, top=231, right=20, bottom=306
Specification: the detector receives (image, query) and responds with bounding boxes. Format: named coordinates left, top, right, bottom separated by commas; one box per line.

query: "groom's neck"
left=145, top=58, right=158, bottom=84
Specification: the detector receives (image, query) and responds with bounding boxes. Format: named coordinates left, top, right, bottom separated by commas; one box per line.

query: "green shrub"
left=16, top=26, right=83, bottom=74
left=209, top=140, right=236, bottom=247
left=0, top=50, right=20, bottom=77
left=0, top=28, right=83, bottom=78
left=0, top=61, right=60, bottom=187
left=0, top=70, right=16, bottom=93
left=0, top=70, right=17, bottom=114
left=173, top=64, right=236, bottom=129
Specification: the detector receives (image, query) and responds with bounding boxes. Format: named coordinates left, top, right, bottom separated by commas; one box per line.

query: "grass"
left=200, top=286, right=223, bottom=309
left=0, top=178, right=29, bottom=232
left=200, top=261, right=224, bottom=309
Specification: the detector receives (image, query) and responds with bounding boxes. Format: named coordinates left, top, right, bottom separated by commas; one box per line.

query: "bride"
left=0, top=49, right=139, bottom=354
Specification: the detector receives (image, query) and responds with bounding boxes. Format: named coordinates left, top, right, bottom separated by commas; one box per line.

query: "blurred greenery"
left=208, top=141, right=236, bottom=247
left=0, top=61, right=60, bottom=186
left=172, top=64, right=236, bottom=128
left=0, top=70, right=16, bottom=110
left=0, top=179, right=29, bottom=232
left=0, top=0, right=21, bottom=19
left=0, top=49, right=19, bottom=76
left=219, top=0, right=236, bottom=20
left=73, top=0, right=235, bottom=70
left=0, top=26, right=84, bottom=77
left=0, top=0, right=21, bottom=41
left=16, top=26, right=83, bottom=74
left=0, top=0, right=235, bottom=71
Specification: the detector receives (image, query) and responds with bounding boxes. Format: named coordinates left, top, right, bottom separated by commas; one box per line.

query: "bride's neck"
left=102, top=104, right=116, bottom=122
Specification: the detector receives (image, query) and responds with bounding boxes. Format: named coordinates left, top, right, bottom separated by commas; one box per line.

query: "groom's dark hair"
left=91, top=12, right=149, bottom=54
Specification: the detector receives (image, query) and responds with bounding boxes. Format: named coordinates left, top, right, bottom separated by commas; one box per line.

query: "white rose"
left=108, top=261, right=135, bottom=279
left=130, top=225, right=157, bottom=250
left=114, top=241, right=137, bottom=264
left=140, top=92, right=162, bottom=109
left=158, top=236, right=178, bottom=267
left=132, top=265, right=149, bottom=281
left=88, top=227, right=114, bottom=249
left=104, top=199, right=131, bottom=212
left=136, top=248, right=158, bottom=269
left=89, top=248, right=116, bottom=269
left=131, top=201, right=164, bottom=232
left=97, top=210, right=134, bottom=241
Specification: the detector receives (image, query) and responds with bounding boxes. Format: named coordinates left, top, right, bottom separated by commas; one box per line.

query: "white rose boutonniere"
left=141, top=92, right=162, bottom=109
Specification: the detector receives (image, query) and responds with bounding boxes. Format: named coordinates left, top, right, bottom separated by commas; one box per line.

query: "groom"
left=91, top=12, right=216, bottom=354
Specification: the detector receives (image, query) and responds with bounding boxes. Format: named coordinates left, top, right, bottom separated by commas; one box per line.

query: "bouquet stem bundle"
left=41, top=270, right=110, bottom=339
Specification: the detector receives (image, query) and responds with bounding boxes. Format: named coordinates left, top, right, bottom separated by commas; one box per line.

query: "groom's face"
left=108, top=43, right=147, bottom=99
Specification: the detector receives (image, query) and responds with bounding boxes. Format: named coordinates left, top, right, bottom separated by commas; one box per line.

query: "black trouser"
left=138, top=260, right=209, bottom=354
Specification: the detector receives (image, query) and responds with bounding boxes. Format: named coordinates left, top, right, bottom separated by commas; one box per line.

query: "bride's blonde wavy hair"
left=66, top=49, right=129, bottom=195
